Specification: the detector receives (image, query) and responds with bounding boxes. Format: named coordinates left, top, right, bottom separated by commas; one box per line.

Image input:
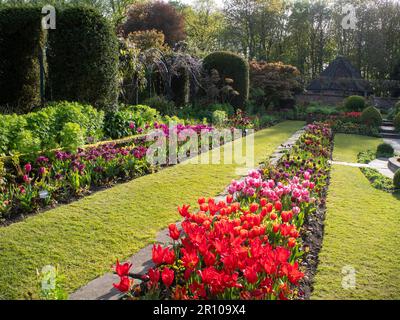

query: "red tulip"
left=115, top=259, right=132, bottom=277
left=24, top=163, right=32, bottom=173
left=288, top=237, right=296, bottom=248
left=197, top=197, right=206, bottom=205
left=168, top=223, right=181, bottom=240
left=178, top=204, right=190, bottom=217
left=200, top=203, right=208, bottom=212
left=281, top=211, right=293, bottom=223
left=163, top=248, right=175, bottom=265
left=270, top=212, right=277, bottom=220
left=113, top=276, right=130, bottom=292
left=260, top=198, right=267, bottom=207
left=272, top=223, right=280, bottom=233
left=148, top=268, right=160, bottom=284
left=249, top=203, right=259, bottom=213
left=266, top=203, right=273, bottom=213
left=244, top=265, right=258, bottom=284
left=275, top=201, right=282, bottom=211
left=161, top=267, right=174, bottom=287
left=226, top=194, right=233, bottom=204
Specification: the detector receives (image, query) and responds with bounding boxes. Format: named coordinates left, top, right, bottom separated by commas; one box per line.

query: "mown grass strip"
left=0, top=121, right=304, bottom=299
left=312, top=134, right=400, bottom=299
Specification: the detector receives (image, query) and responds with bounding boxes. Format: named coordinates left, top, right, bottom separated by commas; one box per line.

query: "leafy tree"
left=120, top=1, right=186, bottom=46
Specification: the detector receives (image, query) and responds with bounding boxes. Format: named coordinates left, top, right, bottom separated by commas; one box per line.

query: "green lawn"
left=0, top=121, right=304, bottom=299
left=332, top=134, right=382, bottom=163
left=312, top=134, right=400, bottom=299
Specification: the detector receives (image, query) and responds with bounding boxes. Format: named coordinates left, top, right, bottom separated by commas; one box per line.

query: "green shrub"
left=0, top=6, right=44, bottom=113
left=344, top=95, right=366, bottom=111
left=60, top=123, right=85, bottom=152
left=208, top=103, right=235, bottom=116
left=48, top=101, right=104, bottom=143
left=259, top=115, right=278, bottom=128
left=305, top=104, right=339, bottom=115
left=144, top=96, right=176, bottom=116
left=376, top=143, right=394, bottom=158
left=25, top=109, right=58, bottom=150
left=212, top=110, right=227, bottom=127
left=104, top=104, right=160, bottom=139
left=0, top=101, right=104, bottom=155
left=47, top=7, right=119, bottom=109
left=14, top=130, right=41, bottom=155
left=203, top=51, right=249, bottom=108
left=394, top=169, right=400, bottom=189
left=394, top=112, right=400, bottom=132
left=360, top=106, right=382, bottom=127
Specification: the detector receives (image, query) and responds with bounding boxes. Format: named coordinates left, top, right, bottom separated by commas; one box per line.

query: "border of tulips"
left=1, top=121, right=276, bottom=226
left=111, top=123, right=333, bottom=300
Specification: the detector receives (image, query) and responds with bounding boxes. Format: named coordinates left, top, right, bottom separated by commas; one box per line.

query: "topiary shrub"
left=0, top=6, right=44, bottom=113
left=393, top=169, right=400, bottom=189
left=344, top=95, right=366, bottom=111
left=203, top=51, right=249, bottom=108
left=47, top=6, right=119, bottom=109
left=361, top=106, right=382, bottom=127
left=376, top=143, right=394, bottom=158
left=394, top=112, right=400, bottom=132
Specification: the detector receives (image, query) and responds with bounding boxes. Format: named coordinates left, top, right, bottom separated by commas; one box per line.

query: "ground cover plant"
left=111, top=123, right=332, bottom=300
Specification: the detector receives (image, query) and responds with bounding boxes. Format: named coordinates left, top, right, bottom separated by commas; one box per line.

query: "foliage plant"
left=357, top=150, right=396, bottom=192
left=0, top=101, right=104, bottom=156
left=249, top=61, right=302, bottom=111
left=211, top=110, right=227, bottom=127
left=60, top=123, right=85, bottom=152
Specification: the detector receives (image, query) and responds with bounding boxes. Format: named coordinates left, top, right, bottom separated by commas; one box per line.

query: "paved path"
left=69, top=128, right=305, bottom=300
left=330, top=159, right=394, bottom=179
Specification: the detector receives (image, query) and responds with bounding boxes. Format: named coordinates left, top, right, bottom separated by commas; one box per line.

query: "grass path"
left=312, top=134, right=400, bottom=299
left=0, top=121, right=304, bottom=299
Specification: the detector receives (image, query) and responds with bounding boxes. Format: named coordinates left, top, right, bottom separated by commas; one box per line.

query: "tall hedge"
left=203, top=51, right=249, bottom=108
left=0, top=7, right=44, bottom=114
left=47, top=7, right=119, bottom=109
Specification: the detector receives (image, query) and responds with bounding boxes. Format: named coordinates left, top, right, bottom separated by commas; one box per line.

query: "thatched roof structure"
left=307, top=56, right=372, bottom=95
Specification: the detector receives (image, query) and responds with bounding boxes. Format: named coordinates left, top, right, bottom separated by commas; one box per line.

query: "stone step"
left=382, top=120, right=394, bottom=126
left=379, top=125, right=397, bottom=134
left=380, top=132, right=400, bottom=139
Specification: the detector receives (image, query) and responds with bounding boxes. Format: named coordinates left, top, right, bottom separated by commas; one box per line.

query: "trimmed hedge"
left=376, top=143, right=394, bottom=158
left=203, top=51, right=249, bottom=108
left=361, top=106, right=382, bottom=127
left=344, top=95, right=366, bottom=111
left=394, top=112, right=400, bottom=132
left=394, top=169, right=400, bottom=189
left=0, top=7, right=44, bottom=114
left=47, top=7, right=119, bottom=109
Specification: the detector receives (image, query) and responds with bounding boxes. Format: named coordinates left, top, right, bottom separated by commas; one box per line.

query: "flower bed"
left=112, top=123, right=333, bottom=300
left=0, top=123, right=215, bottom=221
